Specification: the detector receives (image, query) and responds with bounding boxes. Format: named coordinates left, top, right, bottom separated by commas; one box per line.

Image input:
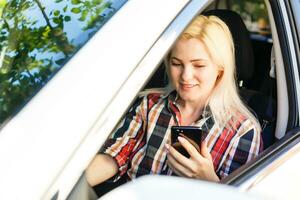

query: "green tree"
left=0, top=0, right=116, bottom=125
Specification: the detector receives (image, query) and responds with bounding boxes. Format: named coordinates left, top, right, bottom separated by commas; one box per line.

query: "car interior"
left=144, top=8, right=276, bottom=150
left=68, top=0, right=280, bottom=199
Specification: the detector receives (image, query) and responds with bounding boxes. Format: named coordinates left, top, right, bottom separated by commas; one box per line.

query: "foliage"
left=230, top=0, right=268, bottom=21
left=0, top=0, right=117, bottom=125
left=0, top=0, right=6, bottom=17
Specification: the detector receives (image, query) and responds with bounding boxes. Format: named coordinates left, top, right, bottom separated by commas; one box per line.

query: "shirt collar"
left=161, top=89, right=176, bottom=100
left=163, top=90, right=213, bottom=126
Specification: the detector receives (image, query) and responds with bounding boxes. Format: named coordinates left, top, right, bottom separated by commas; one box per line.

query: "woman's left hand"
left=165, top=136, right=220, bottom=182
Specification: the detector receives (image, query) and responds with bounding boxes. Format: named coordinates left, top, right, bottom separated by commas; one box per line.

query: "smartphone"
left=171, top=126, right=205, bottom=158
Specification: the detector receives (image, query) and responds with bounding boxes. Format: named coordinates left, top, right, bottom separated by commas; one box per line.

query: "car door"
left=0, top=0, right=211, bottom=199
left=65, top=0, right=300, bottom=199
left=66, top=0, right=300, bottom=199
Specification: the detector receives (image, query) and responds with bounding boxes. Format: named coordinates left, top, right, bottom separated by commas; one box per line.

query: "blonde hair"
left=165, top=15, right=261, bottom=131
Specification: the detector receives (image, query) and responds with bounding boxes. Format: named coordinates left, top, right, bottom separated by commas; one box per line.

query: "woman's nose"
left=181, top=66, right=193, bottom=81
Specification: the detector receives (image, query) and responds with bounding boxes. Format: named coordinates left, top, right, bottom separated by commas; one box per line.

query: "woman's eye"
left=171, top=62, right=182, bottom=67
left=194, top=65, right=205, bottom=68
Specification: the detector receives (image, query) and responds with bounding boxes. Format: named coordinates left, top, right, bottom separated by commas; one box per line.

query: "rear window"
left=229, top=0, right=272, bottom=43
left=0, top=0, right=127, bottom=126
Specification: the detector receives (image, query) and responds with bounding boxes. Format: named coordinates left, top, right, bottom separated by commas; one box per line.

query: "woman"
left=86, top=15, right=262, bottom=186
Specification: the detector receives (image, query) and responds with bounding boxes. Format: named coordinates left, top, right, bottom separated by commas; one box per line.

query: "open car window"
left=84, top=0, right=281, bottom=198
left=88, top=0, right=297, bottom=198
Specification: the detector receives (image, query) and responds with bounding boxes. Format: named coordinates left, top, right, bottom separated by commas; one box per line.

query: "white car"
left=0, top=0, right=299, bottom=199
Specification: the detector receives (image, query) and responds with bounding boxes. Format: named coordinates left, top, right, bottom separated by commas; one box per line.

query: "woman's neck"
left=176, top=99, right=205, bottom=126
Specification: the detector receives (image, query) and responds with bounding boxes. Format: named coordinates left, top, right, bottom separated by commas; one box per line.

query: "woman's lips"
left=180, top=83, right=198, bottom=89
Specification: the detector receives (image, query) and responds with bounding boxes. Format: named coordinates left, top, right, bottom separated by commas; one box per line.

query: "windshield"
left=0, top=0, right=127, bottom=127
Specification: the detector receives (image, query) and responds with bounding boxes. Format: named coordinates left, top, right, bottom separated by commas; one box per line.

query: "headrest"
left=203, top=9, right=254, bottom=80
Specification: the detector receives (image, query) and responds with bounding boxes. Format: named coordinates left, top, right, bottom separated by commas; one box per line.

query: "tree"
left=0, top=0, right=116, bottom=125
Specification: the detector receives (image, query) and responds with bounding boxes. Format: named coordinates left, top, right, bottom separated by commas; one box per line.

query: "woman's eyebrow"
left=170, top=57, right=181, bottom=62
left=190, top=59, right=208, bottom=62
left=170, top=57, right=208, bottom=62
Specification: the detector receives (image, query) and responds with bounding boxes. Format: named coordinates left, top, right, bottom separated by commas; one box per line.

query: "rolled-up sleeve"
left=100, top=95, right=148, bottom=181
left=218, top=119, right=263, bottom=178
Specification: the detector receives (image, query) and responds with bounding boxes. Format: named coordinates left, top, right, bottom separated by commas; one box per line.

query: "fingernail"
left=178, top=136, right=184, bottom=142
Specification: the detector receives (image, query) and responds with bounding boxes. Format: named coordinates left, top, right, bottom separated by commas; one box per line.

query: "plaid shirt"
left=101, top=91, right=262, bottom=181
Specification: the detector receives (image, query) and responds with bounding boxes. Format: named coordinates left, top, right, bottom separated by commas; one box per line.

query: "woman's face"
left=169, top=38, right=221, bottom=104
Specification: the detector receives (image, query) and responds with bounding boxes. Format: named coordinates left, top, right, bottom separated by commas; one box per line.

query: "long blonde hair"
left=165, top=15, right=261, bottom=131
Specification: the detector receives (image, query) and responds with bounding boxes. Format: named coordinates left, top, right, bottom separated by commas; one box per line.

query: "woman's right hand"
left=166, top=137, right=219, bottom=182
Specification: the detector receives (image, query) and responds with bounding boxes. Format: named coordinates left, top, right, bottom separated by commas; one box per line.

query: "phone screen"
left=171, top=126, right=205, bottom=158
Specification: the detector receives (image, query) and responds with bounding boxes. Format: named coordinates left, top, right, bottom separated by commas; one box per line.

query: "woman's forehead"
left=171, top=38, right=212, bottom=61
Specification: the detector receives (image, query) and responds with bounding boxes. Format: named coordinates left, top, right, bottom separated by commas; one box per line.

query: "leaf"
left=0, top=67, right=8, bottom=74
left=83, top=1, right=91, bottom=7
left=53, top=10, right=60, bottom=17
left=63, top=5, right=68, bottom=12
left=42, top=26, right=51, bottom=37
left=79, top=10, right=88, bottom=21
left=52, top=17, right=61, bottom=24
left=55, top=58, right=65, bottom=65
left=71, top=0, right=81, bottom=5
left=0, top=0, right=7, bottom=8
left=0, top=0, right=6, bottom=18
left=92, top=0, right=103, bottom=5
left=71, top=7, right=81, bottom=14
left=64, top=16, right=71, bottom=22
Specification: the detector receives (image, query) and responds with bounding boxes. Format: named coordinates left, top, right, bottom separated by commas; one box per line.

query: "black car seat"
left=204, top=9, right=276, bottom=149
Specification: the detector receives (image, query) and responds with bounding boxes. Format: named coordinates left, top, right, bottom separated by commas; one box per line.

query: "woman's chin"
left=177, top=89, right=206, bottom=103
left=178, top=92, right=198, bottom=102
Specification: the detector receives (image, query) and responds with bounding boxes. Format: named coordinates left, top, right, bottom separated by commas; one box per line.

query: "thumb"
left=201, top=141, right=211, bottom=159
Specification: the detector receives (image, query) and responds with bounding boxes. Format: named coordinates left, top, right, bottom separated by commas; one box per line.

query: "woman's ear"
left=217, top=67, right=224, bottom=79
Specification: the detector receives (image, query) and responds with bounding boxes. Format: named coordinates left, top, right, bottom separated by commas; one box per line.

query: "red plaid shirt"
left=101, top=91, right=262, bottom=180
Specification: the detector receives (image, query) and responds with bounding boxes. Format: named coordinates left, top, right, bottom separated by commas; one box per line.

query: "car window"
left=229, top=0, right=272, bottom=43
left=0, top=0, right=127, bottom=127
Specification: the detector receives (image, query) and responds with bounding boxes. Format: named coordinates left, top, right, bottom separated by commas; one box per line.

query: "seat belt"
left=261, top=47, right=276, bottom=131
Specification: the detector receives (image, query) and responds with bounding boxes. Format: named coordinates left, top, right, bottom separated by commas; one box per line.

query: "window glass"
left=0, top=0, right=127, bottom=126
left=230, top=0, right=271, bottom=42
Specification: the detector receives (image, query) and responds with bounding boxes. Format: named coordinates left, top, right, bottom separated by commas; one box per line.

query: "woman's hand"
left=165, top=136, right=220, bottom=182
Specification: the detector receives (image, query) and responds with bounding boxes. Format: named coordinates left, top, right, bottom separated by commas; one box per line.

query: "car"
left=0, top=0, right=299, bottom=199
